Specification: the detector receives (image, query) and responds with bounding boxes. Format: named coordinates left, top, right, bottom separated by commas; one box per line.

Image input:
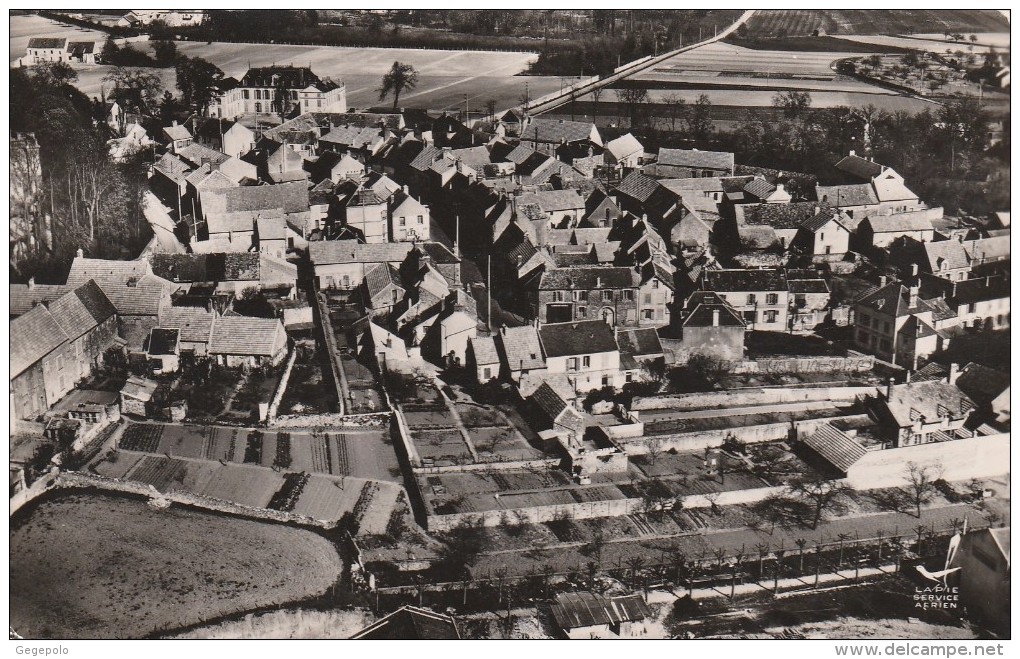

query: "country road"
left=519, top=9, right=757, bottom=116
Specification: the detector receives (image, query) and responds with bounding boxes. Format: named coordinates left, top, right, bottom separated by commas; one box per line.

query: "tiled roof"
left=803, top=424, right=867, bottom=473
left=350, top=605, right=459, bottom=640
left=912, top=362, right=949, bottom=383
left=499, top=325, right=545, bottom=371
left=737, top=202, right=828, bottom=230
left=9, top=283, right=68, bottom=317
left=409, top=145, right=443, bottom=171
left=256, top=215, right=287, bottom=241
left=882, top=381, right=976, bottom=427
left=605, top=133, right=643, bottom=161
left=48, top=280, right=116, bottom=340
left=239, top=66, right=323, bottom=89
left=816, top=183, right=878, bottom=207
left=152, top=152, right=191, bottom=185
left=150, top=253, right=260, bottom=283
left=550, top=592, right=650, bottom=630
left=159, top=306, right=215, bottom=344
left=204, top=181, right=309, bottom=217
left=66, top=257, right=151, bottom=288
left=788, top=279, right=830, bottom=294
left=835, top=154, right=884, bottom=181
left=704, top=268, right=787, bottom=292
left=515, top=189, right=584, bottom=214
left=520, top=118, right=597, bottom=145
left=469, top=335, right=500, bottom=365
left=539, top=320, right=618, bottom=358
left=209, top=316, right=285, bottom=356
left=539, top=266, right=635, bottom=290
left=530, top=381, right=570, bottom=420
left=98, top=276, right=171, bottom=316
left=800, top=208, right=849, bottom=233
left=28, top=37, right=66, bottom=49
left=309, top=240, right=412, bottom=265
left=163, top=124, right=192, bottom=141
left=616, top=328, right=663, bottom=357
left=10, top=304, right=69, bottom=378
left=657, top=148, right=733, bottom=171
left=954, top=362, right=1010, bottom=405
left=743, top=177, right=777, bottom=200
left=856, top=283, right=932, bottom=318
left=614, top=170, right=661, bottom=204
left=176, top=143, right=230, bottom=169
left=873, top=176, right=918, bottom=203
left=683, top=291, right=745, bottom=328
left=923, top=240, right=970, bottom=273
left=865, top=213, right=934, bottom=233
left=949, top=274, right=1010, bottom=305
left=364, top=263, right=403, bottom=305
left=963, top=236, right=1010, bottom=263
left=207, top=208, right=282, bottom=236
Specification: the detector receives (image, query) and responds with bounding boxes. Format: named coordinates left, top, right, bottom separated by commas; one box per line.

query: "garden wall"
left=270, top=411, right=390, bottom=429
left=266, top=348, right=298, bottom=424
left=845, top=433, right=1010, bottom=490
left=313, top=292, right=347, bottom=415
left=732, top=354, right=875, bottom=375
left=413, top=457, right=560, bottom=475
left=426, top=496, right=643, bottom=532
left=631, top=386, right=876, bottom=412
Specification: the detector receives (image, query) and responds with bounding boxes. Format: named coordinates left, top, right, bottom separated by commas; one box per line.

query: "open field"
left=9, top=13, right=107, bottom=64
left=116, top=423, right=401, bottom=482
left=736, top=10, right=1009, bottom=39
left=173, top=608, right=375, bottom=639
left=910, top=32, right=1011, bottom=49
left=10, top=492, right=342, bottom=639
left=834, top=33, right=1010, bottom=55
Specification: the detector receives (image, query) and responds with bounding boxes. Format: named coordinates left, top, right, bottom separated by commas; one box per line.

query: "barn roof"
left=803, top=424, right=867, bottom=473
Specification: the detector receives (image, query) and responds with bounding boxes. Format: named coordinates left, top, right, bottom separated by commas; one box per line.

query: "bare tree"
left=788, top=477, right=853, bottom=529
left=614, top=87, right=649, bottom=127
left=661, top=92, right=687, bottom=133
left=590, top=86, right=604, bottom=122
left=794, top=538, right=808, bottom=573
left=646, top=437, right=664, bottom=467
left=904, top=461, right=944, bottom=518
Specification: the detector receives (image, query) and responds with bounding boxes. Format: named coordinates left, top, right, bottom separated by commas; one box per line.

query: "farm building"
left=350, top=606, right=460, bottom=639
left=10, top=304, right=75, bottom=421
left=679, top=291, right=746, bottom=361
left=145, top=327, right=181, bottom=374
left=467, top=335, right=500, bottom=383
left=25, top=38, right=69, bottom=64
left=550, top=591, right=651, bottom=639
left=208, top=316, right=288, bottom=368
left=649, top=148, right=734, bottom=178
left=119, top=376, right=159, bottom=417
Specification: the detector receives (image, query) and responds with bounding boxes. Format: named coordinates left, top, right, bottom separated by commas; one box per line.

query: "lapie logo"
left=915, top=565, right=961, bottom=584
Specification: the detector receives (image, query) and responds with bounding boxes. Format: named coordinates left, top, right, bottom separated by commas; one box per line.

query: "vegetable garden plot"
left=198, top=464, right=284, bottom=509
left=119, top=424, right=164, bottom=452
left=156, top=425, right=209, bottom=459
left=290, top=475, right=365, bottom=522
left=126, top=455, right=188, bottom=492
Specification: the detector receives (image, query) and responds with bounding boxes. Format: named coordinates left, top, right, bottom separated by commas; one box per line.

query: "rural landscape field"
left=10, top=493, right=343, bottom=639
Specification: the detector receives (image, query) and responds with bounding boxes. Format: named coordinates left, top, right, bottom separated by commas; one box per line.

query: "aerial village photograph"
left=7, top=6, right=1011, bottom=648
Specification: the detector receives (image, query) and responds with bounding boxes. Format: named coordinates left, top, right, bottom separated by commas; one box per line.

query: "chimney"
left=712, top=308, right=720, bottom=326
left=915, top=320, right=923, bottom=337
left=885, top=377, right=894, bottom=400
left=596, top=276, right=602, bottom=288
left=27, top=277, right=35, bottom=290
left=76, top=247, right=84, bottom=258
left=910, top=262, right=919, bottom=278
left=879, top=275, right=887, bottom=287
left=908, top=282, right=919, bottom=309
left=172, top=120, right=178, bottom=127
left=948, top=363, right=960, bottom=385
left=985, top=275, right=991, bottom=287
left=905, top=370, right=911, bottom=383
left=813, top=205, right=819, bottom=215
left=403, top=184, right=409, bottom=194
left=849, top=149, right=856, bottom=157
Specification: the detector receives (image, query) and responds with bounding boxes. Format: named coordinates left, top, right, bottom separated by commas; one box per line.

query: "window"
left=582, top=356, right=591, bottom=368
left=911, top=434, right=922, bottom=445
left=391, top=289, right=398, bottom=304
left=860, top=313, right=870, bottom=326
left=255, top=102, right=262, bottom=113
left=644, top=293, right=652, bottom=304
left=243, top=90, right=250, bottom=100
left=568, top=357, right=578, bottom=371
left=482, top=367, right=491, bottom=380
left=603, top=290, right=613, bottom=301
left=399, top=216, right=406, bottom=227
left=623, top=290, right=633, bottom=301
left=764, top=310, right=778, bottom=323
left=342, top=275, right=350, bottom=289
left=643, top=309, right=654, bottom=320
left=552, top=291, right=564, bottom=302
left=626, top=372, right=633, bottom=383
left=883, top=322, right=891, bottom=334
left=857, top=329, right=869, bottom=344
left=819, top=233, right=824, bottom=242
left=879, top=338, right=892, bottom=352
left=766, top=293, right=778, bottom=305
left=417, top=215, right=424, bottom=224
left=602, top=375, right=610, bottom=387
left=577, top=306, right=586, bottom=318
left=573, top=290, right=586, bottom=302
left=317, top=99, right=322, bottom=108
left=747, top=294, right=757, bottom=305
left=652, top=280, right=659, bottom=289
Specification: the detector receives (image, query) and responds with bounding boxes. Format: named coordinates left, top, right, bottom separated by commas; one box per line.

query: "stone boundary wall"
left=413, top=457, right=560, bottom=476
left=845, top=434, right=1010, bottom=490
left=266, top=348, right=298, bottom=424
left=270, top=411, right=391, bottom=429
left=733, top=354, right=875, bottom=375
left=632, top=386, right=877, bottom=412
left=313, top=291, right=347, bottom=415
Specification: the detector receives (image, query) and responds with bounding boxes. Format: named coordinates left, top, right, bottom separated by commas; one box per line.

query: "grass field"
left=737, top=10, right=1008, bottom=39
left=832, top=33, right=1009, bottom=55
left=173, top=608, right=375, bottom=639
left=10, top=492, right=342, bottom=639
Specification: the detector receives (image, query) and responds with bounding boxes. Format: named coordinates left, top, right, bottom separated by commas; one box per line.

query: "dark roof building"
left=703, top=268, right=787, bottom=292
left=550, top=592, right=651, bottom=636
left=539, top=320, right=618, bottom=358
left=350, top=606, right=459, bottom=640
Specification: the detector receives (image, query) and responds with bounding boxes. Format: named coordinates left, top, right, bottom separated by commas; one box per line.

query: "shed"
left=550, top=591, right=651, bottom=639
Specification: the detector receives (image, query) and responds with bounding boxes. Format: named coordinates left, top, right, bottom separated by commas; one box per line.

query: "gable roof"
left=743, top=177, right=777, bottom=200
left=865, top=213, right=934, bottom=233
left=737, top=201, right=828, bottom=230
left=856, top=283, right=935, bottom=318
left=530, top=380, right=571, bottom=421
left=816, top=183, right=879, bottom=207
left=617, top=327, right=664, bottom=357
left=922, top=240, right=970, bottom=273
left=963, top=236, right=1010, bottom=263
left=208, top=316, right=285, bottom=356
left=614, top=170, right=661, bottom=204
left=539, top=266, right=635, bottom=290
left=954, top=362, right=1010, bottom=405
left=683, top=292, right=745, bottom=328
left=65, top=256, right=153, bottom=288
left=835, top=154, right=884, bottom=181
left=350, top=606, right=459, bottom=640
left=309, top=240, right=412, bottom=266
left=605, top=133, right=643, bottom=161
left=520, top=118, right=598, bottom=145
left=704, top=269, right=787, bottom=292
left=539, top=320, right=618, bottom=358
left=657, top=148, right=733, bottom=171
left=204, top=181, right=309, bottom=217
left=800, top=208, right=850, bottom=233
left=516, top=189, right=584, bottom=213
left=881, top=381, right=976, bottom=427
left=150, top=253, right=261, bottom=283
left=550, top=592, right=651, bottom=630
left=803, top=424, right=867, bottom=473
left=9, top=283, right=69, bottom=317
left=28, top=37, right=66, bottom=49
left=469, top=335, right=500, bottom=365
left=159, top=306, right=215, bottom=344
left=163, top=124, right=192, bottom=142
left=499, top=325, right=545, bottom=371
left=48, top=280, right=117, bottom=340
left=10, top=304, right=69, bottom=379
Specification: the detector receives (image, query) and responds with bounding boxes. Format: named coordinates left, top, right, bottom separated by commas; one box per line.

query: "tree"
left=969, top=34, right=978, bottom=45
left=100, top=37, right=119, bottom=65
left=379, top=61, right=419, bottom=110
left=103, top=67, right=163, bottom=114
left=863, top=55, right=882, bottom=73
left=32, top=61, right=78, bottom=88
left=773, top=90, right=812, bottom=120
left=684, top=93, right=713, bottom=143
left=151, top=40, right=178, bottom=67
left=904, top=461, right=944, bottom=518
left=587, top=519, right=607, bottom=567
left=662, top=92, right=687, bottom=133
left=646, top=436, right=664, bottom=466
left=485, top=98, right=497, bottom=122
left=590, top=86, right=603, bottom=121
left=615, top=87, right=649, bottom=127
left=794, top=538, right=808, bottom=573
left=175, top=55, right=225, bottom=114
left=788, top=477, right=852, bottom=529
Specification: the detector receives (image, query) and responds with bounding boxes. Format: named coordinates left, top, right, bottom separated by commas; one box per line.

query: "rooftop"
left=539, top=320, right=618, bottom=358
left=802, top=424, right=868, bottom=473
left=704, top=268, right=787, bottom=292
left=550, top=592, right=651, bottom=630
left=539, top=266, right=636, bottom=291
left=657, top=148, right=733, bottom=171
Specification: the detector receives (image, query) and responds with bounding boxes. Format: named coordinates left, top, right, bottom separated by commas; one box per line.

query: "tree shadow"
left=868, top=488, right=912, bottom=515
